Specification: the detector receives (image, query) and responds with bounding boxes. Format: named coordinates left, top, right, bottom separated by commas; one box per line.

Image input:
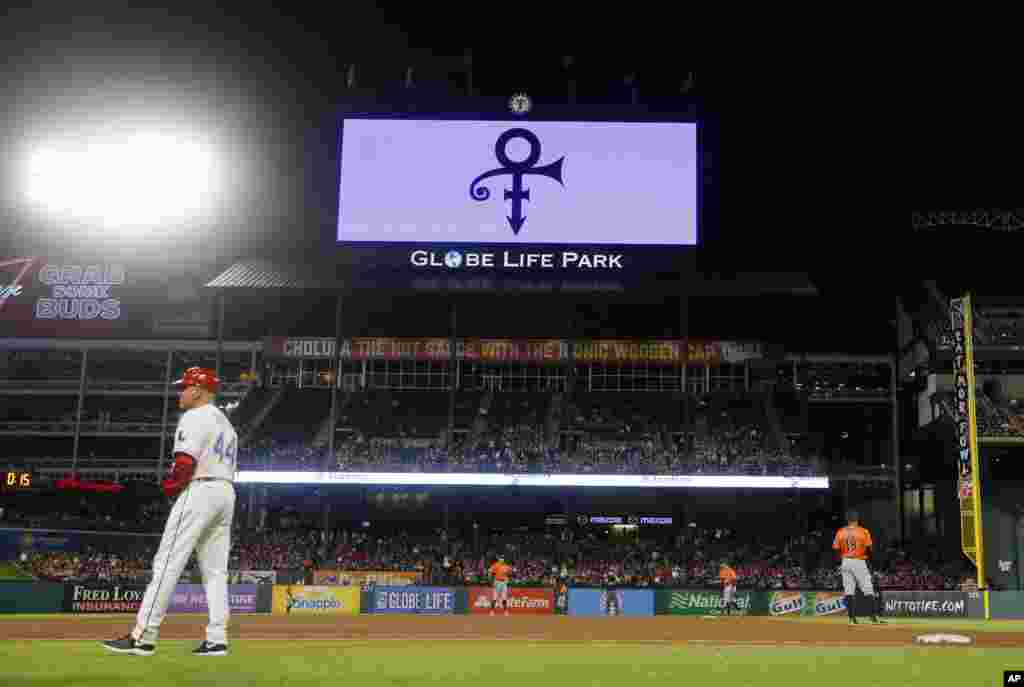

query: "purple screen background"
left=337, top=119, right=697, bottom=246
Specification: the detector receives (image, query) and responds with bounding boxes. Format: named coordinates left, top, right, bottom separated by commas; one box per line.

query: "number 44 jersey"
left=174, top=404, right=238, bottom=482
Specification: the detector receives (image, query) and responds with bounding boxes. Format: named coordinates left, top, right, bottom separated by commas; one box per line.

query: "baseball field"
left=0, top=614, right=1020, bottom=686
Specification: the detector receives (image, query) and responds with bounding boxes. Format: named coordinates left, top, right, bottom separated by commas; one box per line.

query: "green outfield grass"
left=786, top=615, right=1024, bottom=633
left=0, top=639, right=1019, bottom=687
left=0, top=562, right=32, bottom=580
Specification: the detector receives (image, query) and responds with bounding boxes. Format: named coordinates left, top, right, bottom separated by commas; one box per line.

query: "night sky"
left=2, top=4, right=1022, bottom=345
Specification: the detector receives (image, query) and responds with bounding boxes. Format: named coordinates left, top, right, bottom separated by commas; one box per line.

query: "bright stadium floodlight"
left=21, top=131, right=221, bottom=230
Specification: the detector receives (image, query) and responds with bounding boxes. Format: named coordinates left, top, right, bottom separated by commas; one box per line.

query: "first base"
left=913, top=633, right=973, bottom=645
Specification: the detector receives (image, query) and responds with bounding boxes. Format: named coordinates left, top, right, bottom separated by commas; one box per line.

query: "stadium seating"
left=233, top=391, right=820, bottom=475
left=6, top=519, right=968, bottom=591
left=932, top=388, right=1024, bottom=437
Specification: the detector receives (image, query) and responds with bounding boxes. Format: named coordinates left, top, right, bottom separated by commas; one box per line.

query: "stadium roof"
left=205, top=259, right=343, bottom=290
left=205, top=257, right=820, bottom=296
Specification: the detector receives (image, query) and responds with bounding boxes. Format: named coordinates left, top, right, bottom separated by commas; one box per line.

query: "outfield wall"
left=0, top=583, right=993, bottom=620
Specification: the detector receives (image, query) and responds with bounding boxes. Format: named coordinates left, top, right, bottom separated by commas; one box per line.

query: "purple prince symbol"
left=469, top=128, right=565, bottom=234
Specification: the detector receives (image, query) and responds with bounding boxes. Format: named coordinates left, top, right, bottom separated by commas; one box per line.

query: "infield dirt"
left=0, top=615, right=1018, bottom=647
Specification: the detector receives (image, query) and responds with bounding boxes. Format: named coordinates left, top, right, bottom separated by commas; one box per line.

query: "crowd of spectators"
left=237, top=427, right=818, bottom=477
left=8, top=521, right=974, bottom=592
left=20, top=548, right=154, bottom=584
left=935, top=385, right=1024, bottom=438
left=228, top=389, right=821, bottom=475
left=0, top=502, right=168, bottom=534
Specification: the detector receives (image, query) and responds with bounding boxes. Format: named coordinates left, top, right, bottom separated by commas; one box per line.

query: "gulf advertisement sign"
left=811, top=592, right=847, bottom=617
left=467, top=586, right=553, bottom=615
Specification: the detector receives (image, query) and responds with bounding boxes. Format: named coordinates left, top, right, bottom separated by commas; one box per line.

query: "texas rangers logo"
left=0, top=257, right=38, bottom=313
left=469, top=128, right=565, bottom=235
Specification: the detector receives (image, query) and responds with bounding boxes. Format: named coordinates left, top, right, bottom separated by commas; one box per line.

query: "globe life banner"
left=371, top=586, right=456, bottom=615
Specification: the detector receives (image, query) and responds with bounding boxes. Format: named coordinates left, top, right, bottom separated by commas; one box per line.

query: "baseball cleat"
left=102, top=635, right=155, bottom=656
left=192, top=641, right=229, bottom=656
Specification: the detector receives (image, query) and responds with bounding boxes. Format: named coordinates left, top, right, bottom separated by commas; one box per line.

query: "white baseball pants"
left=132, top=480, right=236, bottom=644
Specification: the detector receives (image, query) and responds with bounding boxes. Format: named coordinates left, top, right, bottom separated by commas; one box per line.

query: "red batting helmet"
left=173, top=366, right=220, bottom=393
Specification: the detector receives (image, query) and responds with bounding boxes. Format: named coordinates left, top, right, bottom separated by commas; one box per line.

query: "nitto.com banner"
left=881, top=591, right=969, bottom=618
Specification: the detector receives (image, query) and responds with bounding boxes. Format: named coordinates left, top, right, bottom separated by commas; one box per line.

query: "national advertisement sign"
left=664, top=590, right=756, bottom=616
left=371, top=586, right=455, bottom=615
left=467, top=586, right=554, bottom=615
left=168, top=584, right=258, bottom=614
left=63, top=583, right=148, bottom=613
left=568, top=588, right=654, bottom=616
left=271, top=585, right=360, bottom=615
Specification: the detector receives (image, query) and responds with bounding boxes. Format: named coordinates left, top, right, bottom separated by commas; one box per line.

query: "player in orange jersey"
left=489, top=557, right=513, bottom=616
left=832, top=511, right=885, bottom=625
left=719, top=562, right=739, bottom=615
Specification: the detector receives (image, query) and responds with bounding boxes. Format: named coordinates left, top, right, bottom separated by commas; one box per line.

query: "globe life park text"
left=410, top=249, right=624, bottom=271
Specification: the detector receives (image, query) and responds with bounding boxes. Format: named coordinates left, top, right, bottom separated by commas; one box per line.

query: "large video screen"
left=338, top=119, right=697, bottom=246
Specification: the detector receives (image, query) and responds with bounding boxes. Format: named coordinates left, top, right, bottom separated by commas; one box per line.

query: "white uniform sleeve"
left=173, top=411, right=205, bottom=459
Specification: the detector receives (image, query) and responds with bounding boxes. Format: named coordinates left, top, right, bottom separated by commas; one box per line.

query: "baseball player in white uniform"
left=104, top=367, right=238, bottom=657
